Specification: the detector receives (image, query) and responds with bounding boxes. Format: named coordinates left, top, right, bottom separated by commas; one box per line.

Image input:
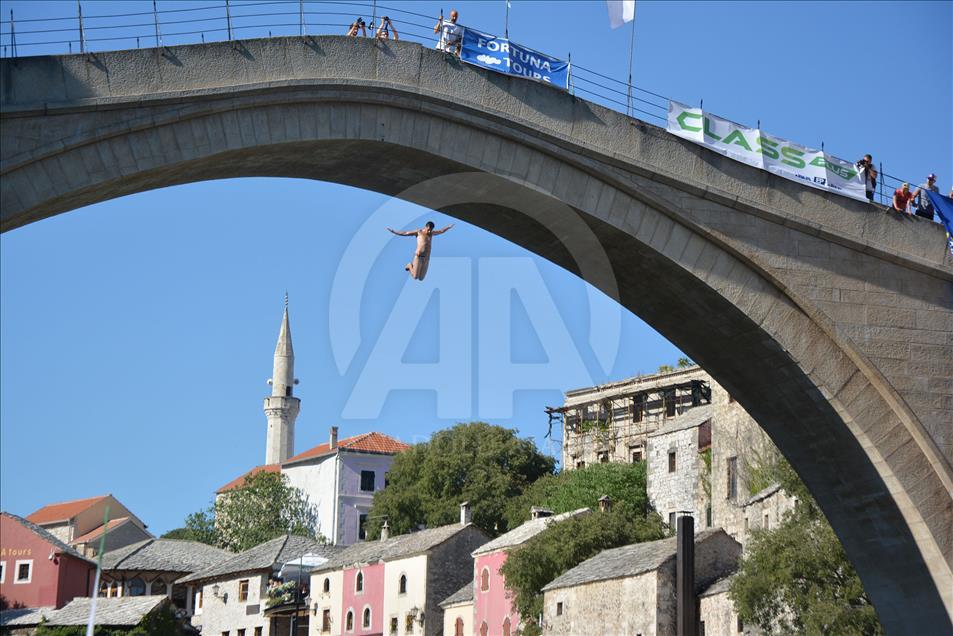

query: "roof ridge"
left=110, top=538, right=154, bottom=567
left=341, top=431, right=374, bottom=447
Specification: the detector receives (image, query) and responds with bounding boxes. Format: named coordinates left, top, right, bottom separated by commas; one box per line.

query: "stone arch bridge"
left=1, top=36, right=951, bottom=632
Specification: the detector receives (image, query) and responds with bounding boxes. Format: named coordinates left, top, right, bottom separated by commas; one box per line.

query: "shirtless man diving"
left=387, top=221, right=454, bottom=281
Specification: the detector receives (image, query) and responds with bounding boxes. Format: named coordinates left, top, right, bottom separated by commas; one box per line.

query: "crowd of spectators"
left=857, top=156, right=946, bottom=222
left=346, top=15, right=399, bottom=40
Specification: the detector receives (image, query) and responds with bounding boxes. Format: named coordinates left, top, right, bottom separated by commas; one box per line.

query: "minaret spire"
left=264, top=295, right=301, bottom=464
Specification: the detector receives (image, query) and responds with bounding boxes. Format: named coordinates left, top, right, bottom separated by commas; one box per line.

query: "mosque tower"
left=264, top=294, right=300, bottom=464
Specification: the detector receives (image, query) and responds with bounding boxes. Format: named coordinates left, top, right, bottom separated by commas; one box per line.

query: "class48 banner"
left=666, top=100, right=868, bottom=203
left=606, top=0, right=636, bottom=29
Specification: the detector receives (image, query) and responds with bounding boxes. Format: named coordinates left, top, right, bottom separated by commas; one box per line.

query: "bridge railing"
left=0, top=0, right=922, bottom=209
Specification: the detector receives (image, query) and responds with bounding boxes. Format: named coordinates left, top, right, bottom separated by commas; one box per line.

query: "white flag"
left=606, top=0, right=635, bottom=29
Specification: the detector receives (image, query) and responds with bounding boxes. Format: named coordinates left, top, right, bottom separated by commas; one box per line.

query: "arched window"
left=128, top=577, right=146, bottom=596
left=345, top=610, right=355, bottom=632
left=454, top=617, right=464, bottom=636
left=150, top=579, right=168, bottom=596
left=398, top=574, right=407, bottom=595
left=355, top=571, right=364, bottom=593
left=98, top=580, right=109, bottom=597
left=323, top=577, right=331, bottom=594
left=480, top=568, right=490, bottom=592
left=502, top=617, right=511, bottom=636
left=480, top=621, right=488, bottom=636
left=363, top=607, right=372, bottom=629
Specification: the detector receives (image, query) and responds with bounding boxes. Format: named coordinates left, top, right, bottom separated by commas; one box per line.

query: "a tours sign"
left=667, top=101, right=867, bottom=202
left=460, top=28, right=570, bottom=90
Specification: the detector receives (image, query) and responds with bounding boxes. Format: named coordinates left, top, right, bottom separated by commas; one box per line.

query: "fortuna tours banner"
left=667, top=101, right=867, bottom=202
left=460, top=28, right=570, bottom=90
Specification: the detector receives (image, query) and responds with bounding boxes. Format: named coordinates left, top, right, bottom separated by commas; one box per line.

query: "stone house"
left=24, top=494, right=152, bottom=557
left=178, top=534, right=337, bottom=636
left=645, top=406, right=712, bottom=529
left=0, top=595, right=172, bottom=634
left=309, top=504, right=488, bottom=636
left=99, top=537, right=232, bottom=617
left=439, top=583, right=473, bottom=636
left=0, top=512, right=96, bottom=610
left=541, top=530, right=741, bottom=636
left=464, top=508, right=589, bottom=636
left=698, top=575, right=755, bottom=636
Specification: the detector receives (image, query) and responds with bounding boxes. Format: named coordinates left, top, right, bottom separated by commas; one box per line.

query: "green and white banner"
left=667, top=101, right=867, bottom=202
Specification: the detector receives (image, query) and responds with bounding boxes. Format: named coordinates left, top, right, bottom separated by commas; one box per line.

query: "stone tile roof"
left=26, top=495, right=109, bottom=524
left=283, top=432, right=410, bottom=466
left=0, top=607, right=53, bottom=627
left=177, top=535, right=338, bottom=585
left=1, top=512, right=96, bottom=565
left=647, top=404, right=713, bottom=437
left=216, top=464, right=282, bottom=494
left=542, top=529, right=725, bottom=592
left=699, top=573, right=734, bottom=598
left=471, top=508, right=590, bottom=556
left=71, top=516, right=132, bottom=544
left=43, top=595, right=168, bottom=626
left=439, top=582, right=474, bottom=608
left=102, top=538, right=232, bottom=573
left=316, top=523, right=483, bottom=572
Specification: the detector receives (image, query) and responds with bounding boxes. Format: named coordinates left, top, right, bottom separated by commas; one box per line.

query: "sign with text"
left=667, top=101, right=867, bottom=202
left=460, top=28, right=570, bottom=90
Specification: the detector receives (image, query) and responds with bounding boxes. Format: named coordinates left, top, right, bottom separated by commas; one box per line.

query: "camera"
left=356, top=17, right=365, bottom=26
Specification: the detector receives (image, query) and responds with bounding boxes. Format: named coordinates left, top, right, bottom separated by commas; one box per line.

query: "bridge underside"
left=2, top=37, right=951, bottom=632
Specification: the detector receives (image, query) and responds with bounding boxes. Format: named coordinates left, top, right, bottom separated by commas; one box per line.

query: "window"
left=405, top=613, right=414, bottom=633
left=390, top=617, right=399, bottom=635
left=238, top=579, right=249, bottom=602
left=737, top=616, right=744, bottom=632
left=480, top=621, right=488, bottom=636
left=668, top=450, right=676, bottom=473
left=398, top=574, right=407, bottom=595
left=699, top=621, right=705, bottom=636
left=151, top=579, right=168, bottom=596
left=128, top=577, right=145, bottom=596
left=0, top=561, right=5, bottom=584
left=727, top=457, right=738, bottom=500
left=502, top=617, right=511, bottom=636
left=575, top=460, right=586, bottom=469
left=285, top=386, right=292, bottom=397
left=322, top=609, right=332, bottom=633
left=454, top=617, right=464, bottom=636
left=744, top=517, right=749, bottom=531
left=346, top=610, right=355, bottom=632
left=222, top=632, right=229, bottom=636
left=238, top=630, right=246, bottom=636
left=480, top=568, right=490, bottom=592
left=556, top=602, right=563, bottom=616
left=359, top=514, right=368, bottom=541
left=764, top=513, right=770, bottom=530
left=197, top=590, right=203, bottom=609
left=631, top=448, right=643, bottom=463
left=355, top=571, right=364, bottom=592
left=363, top=607, right=372, bottom=629
left=14, top=560, right=32, bottom=584
left=360, top=470, right=376, bottom=492
left=632, top=395, right=645, bottom=422
left=664, top=389, right=677, bottom=417
left=255, top=629, right=262, bottom=636
left=598, top=451, right=609, bottom=463
left=668, top=512, right=676, bottom=528
left=99, top=579, right=109, bottom=597
left=323, top=577, right=331, bottom=594
left=705, top=504, right=712, bottom=528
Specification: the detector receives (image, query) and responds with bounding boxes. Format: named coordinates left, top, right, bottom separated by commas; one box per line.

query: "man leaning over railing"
left=435, top=9, right=463, bottom=55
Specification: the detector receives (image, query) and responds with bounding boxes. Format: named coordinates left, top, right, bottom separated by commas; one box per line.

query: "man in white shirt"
left=434, top=10, right=462, bottom=55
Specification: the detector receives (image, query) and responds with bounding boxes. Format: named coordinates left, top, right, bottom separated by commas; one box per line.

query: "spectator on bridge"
left=892, top=183, right=915, bottom=215
left=435, top=10, right=463, bottom=55
left=376, top=16, right=399, bottom=41
left=856, top=154, right=877, bottom=203
left=347, top=17, right=367, bottom=37
left=913, top=174, right=939, bottom=221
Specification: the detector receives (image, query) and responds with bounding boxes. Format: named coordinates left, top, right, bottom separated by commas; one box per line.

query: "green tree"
left=729, top=460, right=883, bottom=634
left=366, top=422, right=555, bottom=538
left=501, top=506, right=666, bottom=636
left=177, top=471, right=321, bottom=553
left=503, top=462, right=650, bottom=530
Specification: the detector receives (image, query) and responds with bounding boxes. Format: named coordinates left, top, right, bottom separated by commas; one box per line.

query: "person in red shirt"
left=892, top=183, right=915, bottom=214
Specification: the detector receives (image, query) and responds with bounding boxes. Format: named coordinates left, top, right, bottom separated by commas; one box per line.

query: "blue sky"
left=1, top=1, right=950, bottom=535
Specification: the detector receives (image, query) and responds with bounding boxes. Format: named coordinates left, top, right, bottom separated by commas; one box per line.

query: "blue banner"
left=926, top=191, right=953, bottom=257
left=460, top=28, right=570, bottom=90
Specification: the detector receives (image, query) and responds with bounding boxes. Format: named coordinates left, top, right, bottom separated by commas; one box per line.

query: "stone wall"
left=195, top=572, right=269, bottom=635
left=647, top=422, right=706, bottom=527
left=543, top=573, right=662, bottom=636
left=425, top=526, right=489, bottom=636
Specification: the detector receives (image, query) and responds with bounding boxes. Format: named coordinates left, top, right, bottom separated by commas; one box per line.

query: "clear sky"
left=1, top=1, right=950, bottom=535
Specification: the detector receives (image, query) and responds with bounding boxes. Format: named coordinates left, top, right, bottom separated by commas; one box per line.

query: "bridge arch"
left=2, top=37, right=951, bottom=631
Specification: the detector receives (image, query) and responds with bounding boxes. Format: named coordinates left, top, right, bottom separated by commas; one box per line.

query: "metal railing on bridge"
left=0, top=0, right=920, bottom=208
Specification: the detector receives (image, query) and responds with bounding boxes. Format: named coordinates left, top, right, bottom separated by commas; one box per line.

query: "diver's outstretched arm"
left=431, top=224, right=454, bottom=235
left=387, top=227, right=417, bottom=237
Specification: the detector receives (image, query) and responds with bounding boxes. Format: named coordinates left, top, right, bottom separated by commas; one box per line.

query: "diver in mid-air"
left=386, top=221, right=454, bottom=281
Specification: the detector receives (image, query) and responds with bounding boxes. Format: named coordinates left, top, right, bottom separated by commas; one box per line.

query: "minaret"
left=264, top=293, right=300, bottom=464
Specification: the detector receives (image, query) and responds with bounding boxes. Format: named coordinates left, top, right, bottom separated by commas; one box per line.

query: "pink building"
left=341, top=562, right=385, bottom=635
left=467, top=508, right=589, bottom=636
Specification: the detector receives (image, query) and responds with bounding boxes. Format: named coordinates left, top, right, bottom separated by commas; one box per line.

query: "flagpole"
left=626, top=1, right=637, bottom=116
left=505, top=0, right=510, bottom=39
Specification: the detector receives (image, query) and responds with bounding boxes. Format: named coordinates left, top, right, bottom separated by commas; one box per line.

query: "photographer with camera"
left=347, top=17, right=367, bottom=37
left=855, top=154, right=878, bottom=203
left=376, top=16, right=399, bottom=40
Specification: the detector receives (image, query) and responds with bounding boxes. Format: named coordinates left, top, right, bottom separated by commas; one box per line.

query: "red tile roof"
left=216, top=464, right=281, bottom=494
left=26, top=495, right=109, bottom=524
left=70, top=517, right=131, bottom=544
left=283, top=432, right=410, bottom=465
